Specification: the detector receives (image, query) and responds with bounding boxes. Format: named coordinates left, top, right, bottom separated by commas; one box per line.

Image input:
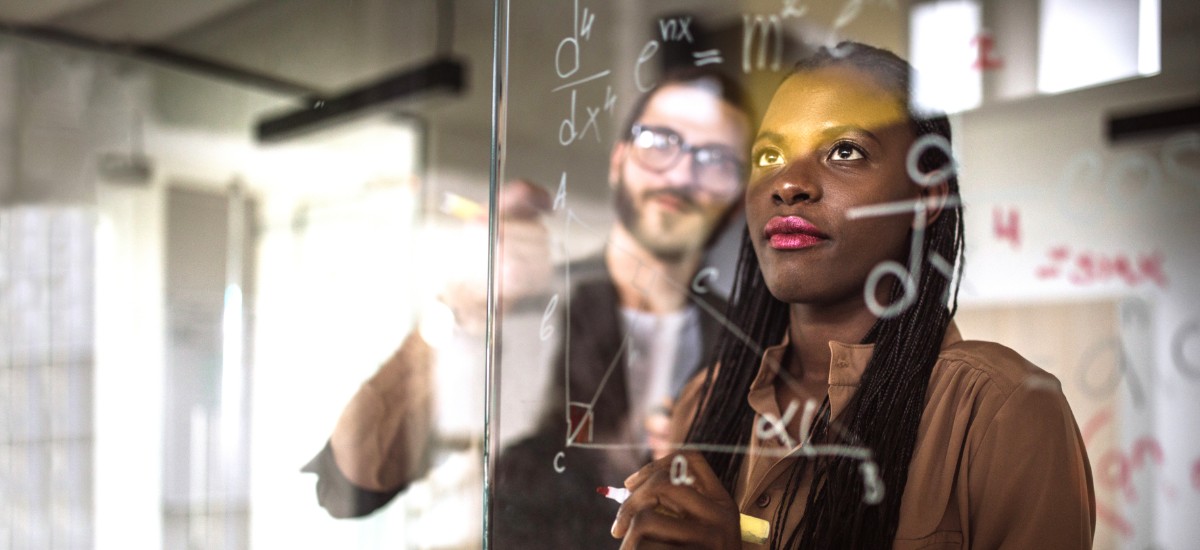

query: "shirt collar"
left=747, top=322, right=963, bottom=422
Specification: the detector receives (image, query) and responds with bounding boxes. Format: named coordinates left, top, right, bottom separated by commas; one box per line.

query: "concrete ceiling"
left=0, top=0, right=455, bottom=96
left=2, top=0, right=264, bottom=42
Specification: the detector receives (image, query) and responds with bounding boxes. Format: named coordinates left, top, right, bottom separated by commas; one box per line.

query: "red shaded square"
left=568, top=403, right=593, bottom=444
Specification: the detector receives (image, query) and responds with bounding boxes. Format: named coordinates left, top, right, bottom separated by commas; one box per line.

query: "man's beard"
left=613, top=177, right=705, bottom=263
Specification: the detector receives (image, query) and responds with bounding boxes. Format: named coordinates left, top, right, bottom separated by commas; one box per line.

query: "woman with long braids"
left=610, top=42, right=1095, bottom=549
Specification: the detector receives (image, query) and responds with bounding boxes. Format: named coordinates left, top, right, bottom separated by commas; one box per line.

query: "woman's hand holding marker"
left=609, top=452, right=742, bottom=549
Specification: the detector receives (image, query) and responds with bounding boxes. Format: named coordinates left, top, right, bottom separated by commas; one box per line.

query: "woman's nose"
left=773, top=177, right=817, bottom=205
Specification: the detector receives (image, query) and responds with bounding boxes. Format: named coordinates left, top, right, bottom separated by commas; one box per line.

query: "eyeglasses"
left=628, top=124, right=746, bottom=196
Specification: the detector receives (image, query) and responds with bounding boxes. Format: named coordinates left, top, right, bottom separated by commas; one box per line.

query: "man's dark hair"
left=618, top=67, right=754, bottom=140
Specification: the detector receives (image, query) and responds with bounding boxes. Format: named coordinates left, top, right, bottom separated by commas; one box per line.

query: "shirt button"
left=755, top=493, right=771, bottom=508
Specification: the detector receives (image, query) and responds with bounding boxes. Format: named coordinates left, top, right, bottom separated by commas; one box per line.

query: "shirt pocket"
left=894, top=530, right=963, bottom=550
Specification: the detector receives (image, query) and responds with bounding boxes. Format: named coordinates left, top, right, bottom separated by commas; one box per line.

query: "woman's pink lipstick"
left=764, top=216, right=827, bottom=250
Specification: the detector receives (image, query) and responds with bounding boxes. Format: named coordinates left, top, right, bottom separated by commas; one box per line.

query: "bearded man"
left=306, top=66, right=752, bottom=550
left=493, top=67, right=753, bottom=549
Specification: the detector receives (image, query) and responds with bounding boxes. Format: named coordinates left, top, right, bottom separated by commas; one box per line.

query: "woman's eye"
left=830, top=143, right=864, bottom=161
left=755, top=149, right=784, bottom=167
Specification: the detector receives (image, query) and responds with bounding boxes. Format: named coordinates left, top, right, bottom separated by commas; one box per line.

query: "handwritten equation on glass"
left=525, top=0, right=1200, bottom=521
left=540, top=0, right=913, bottom=504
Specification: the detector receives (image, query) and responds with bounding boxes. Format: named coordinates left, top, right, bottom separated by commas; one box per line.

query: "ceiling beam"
left=255, top=57, right=466, bottom=143
left=1108, top=100, right=1200, bottom=143
left=0, top=22, right=322, bottom=97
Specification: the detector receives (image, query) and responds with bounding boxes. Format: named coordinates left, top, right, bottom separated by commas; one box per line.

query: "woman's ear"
left=608, top=141, right=628, bottom=188
left=920, top=179, right=950, bottom=227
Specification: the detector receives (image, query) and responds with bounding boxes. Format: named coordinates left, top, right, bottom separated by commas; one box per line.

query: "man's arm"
left=303, top=180, right=553, bottom=518
left=302, top=330, right=435, bottom=518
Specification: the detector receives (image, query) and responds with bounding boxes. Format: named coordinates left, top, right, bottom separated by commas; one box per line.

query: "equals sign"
left=692, top=49, right=722, bottom=66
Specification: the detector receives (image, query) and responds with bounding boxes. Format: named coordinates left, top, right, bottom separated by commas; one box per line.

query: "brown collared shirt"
left=671, top=323, right=1096, bottom=549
